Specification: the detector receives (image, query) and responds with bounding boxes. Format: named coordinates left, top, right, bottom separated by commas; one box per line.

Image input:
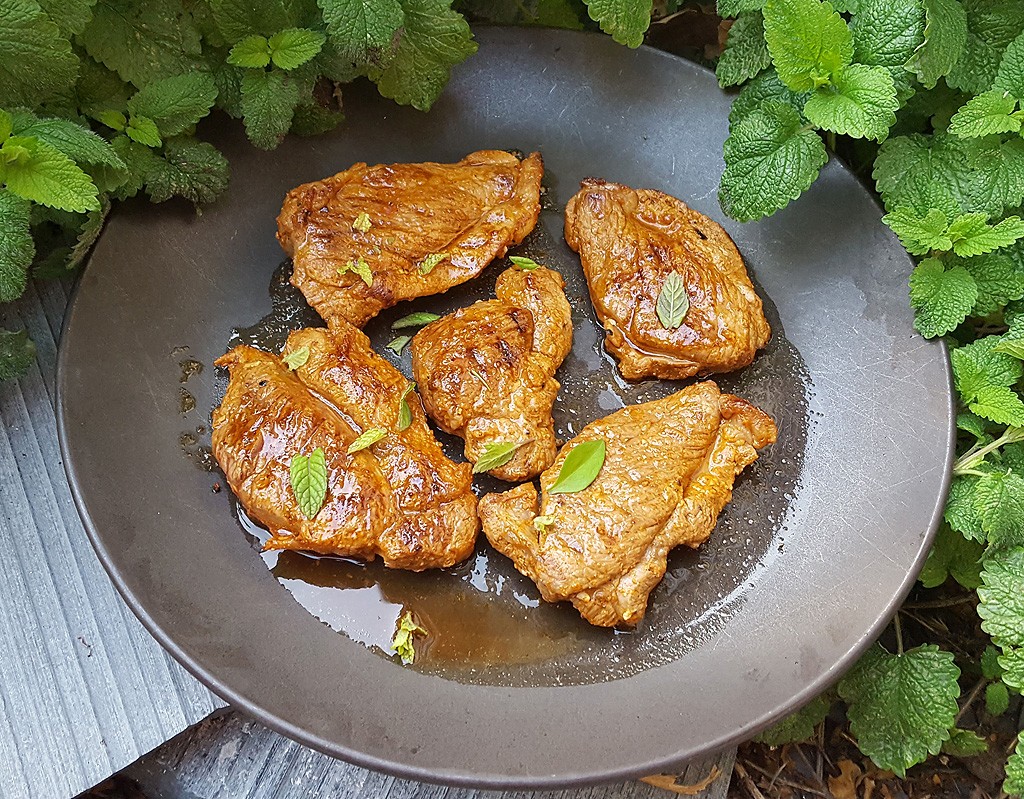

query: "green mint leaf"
left=974, top=470, right=1024, bottom=547
left=959, top=252, right=1024, bottom=315
left=947, top=0, right=1024, bottom=96
left=11, top=115, right=124, bottom=172
left=960, top=136, right=1024, bottom=218
left=0, top=327, right=35, bottom=381
left=392, top=311, right=440, bottom=328
left=473, top=441, right=526, bottom=473
left=948, top=214, right=1024, bottom=257
left=986, top=681, right=1010, bottom=714
left=207, top=0, right=303, bottom=41
left=720, top=100, right=827, bottom=221
left=882, top=207, right=952, bottom=254
left=995, top=30, right=1024, bottom=97
left=952, top=335, right=1023, bottom=395
left=509, top=255, right=541, bottom=270
left=1006, top=734, right=1024, bottom=796
left=719, top=0, right=764, bottom=15
left=240, top=68, right=302, bottom=150
left=107, top=134, right=161, bottom=200
left=838, top=643, right=961, bottom=777
left=385, top=334, right=410, bottom=355
left=0, top=0, right=79, bottom=107
left=76, top=56, right=132, bottom=119
left=999, top=648, right=1024, bottom=691
left=874, top=133, right=967, bottom=218
left=763, top=0, right=853, bottom=92
left=368, top=0, right=476, bottom=111
left=729, top=68, right=810, bottom=129
left=656, top=271, right=689, bottom=329
left=717, top=12, right=771, bottom=88
left=65, top=198, right=109, bottom=271
left=347, top=427, right=387, bottom=454
left=93, top=110, right=127, bottom=132
left=803, top=63, right=899, bottom=141
left=318, top=0, right=404, bottom=66
left=417, top=251, right=446, bottom=275
left=978, top=545, right=1024, bottom=649
left=753, top=695, right=832, bottom=745
left=919, top=523, right=984, bottom=588
left=533, top=513, right=555, bottom=532
left=80, top=0, right=203, bottom=86
left=127, top=73, right=219, bottom=137
left=269, top=27, right=325, bottom=69
left=549, top=439, right=606, bottom=494
left=0, top=110, right=10, bottom=142
left=906, top=0, right=967, bottom=88
left=338, top=255, right=373, bottom=286
left=941, top=729, right=988, bottom=757
left=970, top=384, right=1024, bottom=426
left=983, top=645, right=1004, bottom=679
left=945, top=475, right=987, bottom=541
left=995, top=339, right=1024, bottom=358
left=144, top=137, right=230, bottom=206
left=125, top=115, right=161, bottom=148
left=282, top=344, right=309, bottom=370
left=228, top=35, right=271, bottom=68
left=352, top=211, right=371, bottom=232
left=0, top=190, right=33, bottom=303
left=582, top=0, right=650, bottom=47
left=37, top=0, right=95, bottom=37
left=390, top=610, right=424, bottom=664
left=2, top=136, right=98, bottom=212
left=850, top=0, right=925, bottom=103
left=290, top=101, right=345, bottom=137
left=908, top=258, right=977, bottom=337
left=397, top=381, right=416, bottom=431
left=949, top=90, right=1021, bottom=138
left=957, top=409, right=991, bottom=440
left=533, top=0, right=584, bottom=29
left=290, top=447, right=328, bottom=518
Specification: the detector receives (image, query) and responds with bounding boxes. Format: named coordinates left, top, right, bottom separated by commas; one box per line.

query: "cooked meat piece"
left=410, top=266, right=572, bottom=481
left=212, top=324, right=478, bottom=570
left=277, top=150, right=544, bottom=329
left=478, top=382, right=776, bottom=626
left=564, top=179, right=771, bottom=381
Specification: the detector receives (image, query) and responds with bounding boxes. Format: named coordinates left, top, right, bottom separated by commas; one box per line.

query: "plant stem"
left=954, top=677, right=987, bottom=725
left=955, top=427, right=1024, bottom=475
left=904, top=595, right=976, bottom=609
left=894, top=613, right=904, bottom=655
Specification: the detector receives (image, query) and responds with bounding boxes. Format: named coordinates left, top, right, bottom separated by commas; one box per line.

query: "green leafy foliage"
left=948, top=91, right=1021, bottom=138
left=754, top=695, right=832, bottom=745
left=802, top=63, right=898, bottom=140
left=549, top=439, right=606, bottom=494
left=1006, top=735, right=1024, bottom=795
left=0, top=190, right=34, bottom=303
left=0, top=328, right=35, bottom=381
left=240, top=69, right=302, bottom=150
left=0, top=0, right=79, bottom=107
left=986, top=680, right=1011, bottom=714
left=763, top=0, right=853, bottom=92
left=268, top=28, right=326, bottom=69
left=907, top=0, right=967, bottom=88
left=290, top=447, right=328, bottom=518
left=947, top=0, right=1024, bottom=96
left=908, top=258, right=977, bottom=337
left=144, top=138, right=230, bottom=205
left=978, top=546, right=1024, bottom=649
left=347, top=427, right=387, bottom=453
left=656, top=271, right=689, bottom=329
left=1, top=135, right=99, bottom=212
left=472, top=441, right=524, bottom=473
left=717, top=12, right=771, bottom=88
left=919, top=523, right=984, bottom=588
left=942, top=728, right=989, bottom=756
left=838, top=644, right=961, bottom=777
left=582, top=0, right=650, bottom=48
left=127, top=73, right=218, bottom=138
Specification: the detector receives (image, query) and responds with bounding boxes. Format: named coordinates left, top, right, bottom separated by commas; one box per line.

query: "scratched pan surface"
left=57, top=28, right=953, bottom=789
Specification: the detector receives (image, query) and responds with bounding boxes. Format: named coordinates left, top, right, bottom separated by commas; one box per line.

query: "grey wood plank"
left=121, top=711, right=733, bottom=799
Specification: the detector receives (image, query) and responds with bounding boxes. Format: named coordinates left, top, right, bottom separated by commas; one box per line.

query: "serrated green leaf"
left=983, top=645, right=1003, bottom=678
left=397, top=381, right=416, bottom=431
left=999, top=648, right=1024, bottom=691
left=127, top=73, right=218, bottom=137
left=919, top=523, right=984, bottom=587
left=995, top=339, right=1024, bottom=358
left=763, top=0, right=853, bottom=92
left=282, top=344, right=309, bottom=370
left=720, top=100, right=827, bottom=221
left=0, top=328, right=35, bottom=382
left=947, top=0, right=1024, bottom=96
left=144, top=137, right=230, bottom=206
left=873, top=133, right=969, bottom=218
left=970, top=384, right=1024, bottom=426
left=986, top=680, right=1011, bottom=714
left=392, top=312, right=440, bottom=328
left=80, top=0, right=203, bottom=86
left=908, top=258, right=977, bottom=337
left=385, top=334, right=410, bottom=355
left=549, top=439, right=606, bottom=494
left=959, top=252, right=1024, bottom=315
left=719, top=0, right=764, bottom=14
left=656, top=271, right=689, bottom=329
left=838, top=644, right=961, bottom=777
left=290, top=100, right=344, bottom=136
left=804, top=63, right=899, bottom=140
left=995, top=30, right=1024, bottom=98
left=582, top=0, right=650, bottom=47
left=0, top=110, right=11, bottom=142
left=347, top=426, right=387, bottom=453
left=953, top=334, right=1024, bottom=394
left=949, top=215, right=1024, bottom=257
left=942, top=728, right=988, bottom=756
left=38, top=0, right=96, bottom=36
left=957, top=410, right=991, bottom=439
left=717, top=12, right=771, bottom=88
left=207, top=0, right=307, bottom=41
left=125, top=115, right=161, bottom=147
left=473, top=441, right=525, bottom=473
left=949, top=90, right=1021, bottom=139
left=729, top=68, right=810, bottom=129
left=906, top=0, right=968, bottom=88
left=106, top=134, right=161, bottom=200
left=509, top=255, right=541, bottom=270
left=417, top=251, right=446, bottom=274
left=961, top=135, right=1024, bottom=218
left=227, top=34, right=272, bottom=68
left=883, top=207, right=951, bottom=254
left=0, top=190, right=33, bottom=303
left=2, top=136, right=98, bottom=212
left=974, top=469, right=1024, bottom=547
left=850, top=0, right=925, bottom=103
left=0, top=0, right=79, bottom=107
left=754, top=695, right=832, bottom=745
left=946, top=475, right=988, bottom=541
left=269, top=27, right=325, bottom=69
left=318, top=0, right=404, bottom=65
left=1006, top=734, right=1024, bottom=796
left=368, top=0, right=477, bottom=112
left=338, top=255, right=373, bottom=286
left=979, top=546, right=1024, bottom=648
left=290, top=447, right=328, bottom=518
left=11, top=115, right=124, bottom=170
left=65, top=198, right=109, bottom=271
left=240, top=68, right=302, bottom=150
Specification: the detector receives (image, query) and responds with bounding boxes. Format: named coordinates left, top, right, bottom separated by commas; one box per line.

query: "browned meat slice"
left=564, top=179, right=771, bottom=381
left=410, top=266, right=572, bottom=481
left=478, top=382, right=776, bottom=626
left=212, top=324, right=478, bottom=570
left=277, top=150, right=544, bottom=329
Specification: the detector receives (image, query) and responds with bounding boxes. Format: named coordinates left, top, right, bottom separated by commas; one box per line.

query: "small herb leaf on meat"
left=338, top=256, right=373, bottom=287
left=549, top=439, right=606, bottom=494
left=347, top=427, right=387, bottom=454
left=282, top=345, right=309, bottom=370
left=397, top=382, right=417, bottom=431
left=533, top=514, right=555, bottom=532
left=385, top=335, right=411, bottom=355
left=418, top=252, right=446, bottom=275
left=510, top=255, right=541, bottom=270
left=656, top=271, right=689, bottom=329
left=391, top=610, right=426, bottom=665
left=352, top=212, right=372, bottom=233
left=392, top=312, right=441, bottom=328
left=290, top=447, right=328, bottom=518
left=472, top=441, right=525, bottom=473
